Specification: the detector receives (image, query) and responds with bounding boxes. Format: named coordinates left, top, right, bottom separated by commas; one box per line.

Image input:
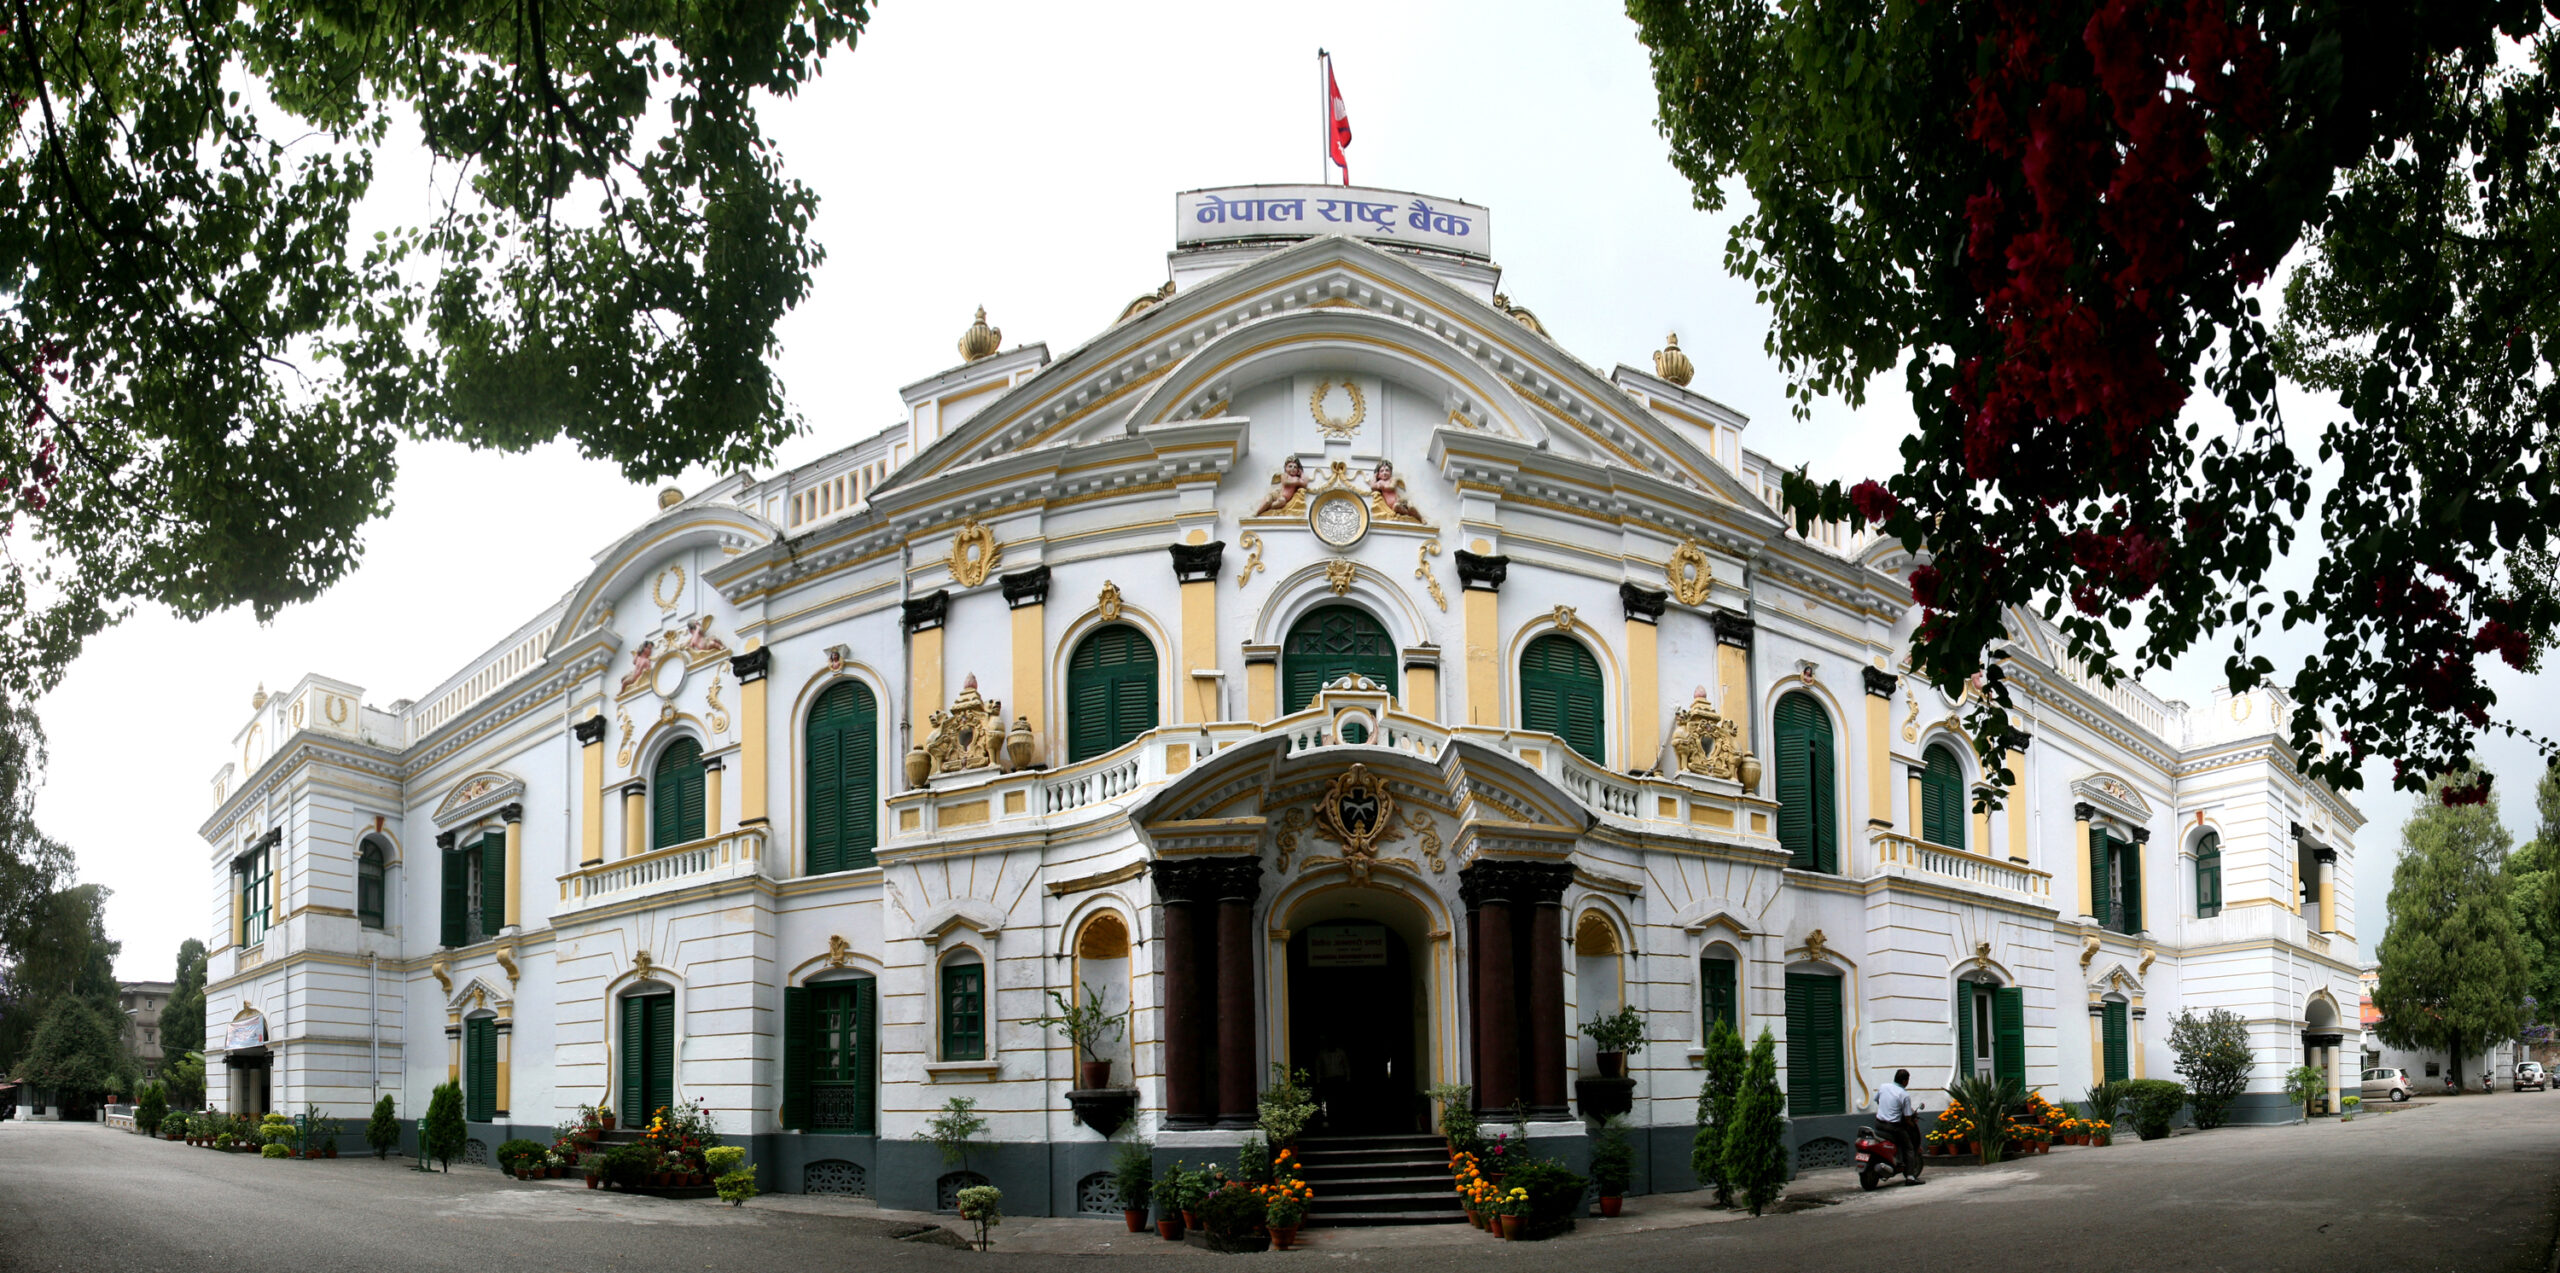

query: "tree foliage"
left=422, top=1080, right=466, bottom=1170
left=2373, top=771, right=2533, bottom=1083
left=0, top=0, right=873, bottom=697
left=0, top=880, right=118, bottom=1070
left=0, top=697, right=72, bottom=971
left=1724, top=1027, right=1790, bottom=1217
left=2166, top=1007, right=2253, bottom=1130
left=18, top=994, right=127, bottom=1109
left=157, top=938, right=207, bottom=1064
left=162, top=1051, right=204, bottom=1111
left=2504, top=763, right=2560, bottom=1016
left=1628, top=0, right=2560, bottom=800
left=1691, top=1015, right=1746, bottom=1204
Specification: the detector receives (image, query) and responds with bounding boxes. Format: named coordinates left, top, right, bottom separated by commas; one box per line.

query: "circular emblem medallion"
left=1309, top=488, right=1370, bottom=549
left=652, top=652, right=689, bottom=700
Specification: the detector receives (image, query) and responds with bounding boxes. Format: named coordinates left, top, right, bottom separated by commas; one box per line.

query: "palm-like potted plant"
left=1583, top=1006, right=1648, bottom=1078
left=1947, top=1075, right=2024, bottom=1164
left=1037, top=986, right=1128, bottom=1090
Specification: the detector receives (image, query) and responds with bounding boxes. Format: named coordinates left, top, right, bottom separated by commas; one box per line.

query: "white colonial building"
left=197, top=184, right=2366, bottom=1214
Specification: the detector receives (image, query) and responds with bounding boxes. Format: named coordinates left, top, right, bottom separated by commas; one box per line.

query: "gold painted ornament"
left=1666, top=541, right=1713, bottom=606
left=1313, top=764, right=1405, bottom=885
left=1309, top=378, right=1366, bottom=439
left=945, top=519, right=1001, bottom=587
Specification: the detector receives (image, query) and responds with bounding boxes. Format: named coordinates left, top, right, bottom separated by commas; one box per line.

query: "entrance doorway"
left=1287, top=913, right=1425, bottom=1134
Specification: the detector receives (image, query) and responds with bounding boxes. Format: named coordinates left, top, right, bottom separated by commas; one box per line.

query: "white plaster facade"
left=196, top=185, right=2366, bottom=1208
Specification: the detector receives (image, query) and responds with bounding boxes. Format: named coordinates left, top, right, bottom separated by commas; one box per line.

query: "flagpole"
left=1317, top=48, right=1328, bottom=185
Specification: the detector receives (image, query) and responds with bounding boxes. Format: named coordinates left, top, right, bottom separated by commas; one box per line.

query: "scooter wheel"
left=1859, top=1166, right=1881, bottom=1192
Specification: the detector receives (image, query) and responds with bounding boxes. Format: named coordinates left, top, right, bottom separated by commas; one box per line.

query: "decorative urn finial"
left=657, top=485, right=683, bottom=510
left=1654, top=332, right=1695, bottom=387
left=959, top=306, right=1002, bottom=362
left=251, top=683, right=268, bottom=710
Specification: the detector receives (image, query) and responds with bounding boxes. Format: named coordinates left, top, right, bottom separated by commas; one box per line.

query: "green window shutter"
left=806, top=680, right=879, bottom=875
left=358, top=848, right=384, bottom=929
left=1994, top=987, right=2026, bottom=1087
left=440, top=844, right=466, bottom=948
left=1774, top=697, right=1817, bottom=870
left=2120, top=836, right=2143, bottom=933
left=1810, top=709, right=1839, bottom=875
left=647, top=995, right=675, bottom=1117
left=2196, top=834, right=2221, bottom=918
left=1702, top=956, right=1737, bottom=1037
left=1068, top=626, right=1159, bottom=762
left=620, top=997, right=646, bottom=1120
left=1955, top=981, right=1975, bottom=1074
left=1921, top=745, right=1964, bottom=849
left=2103, top=1000, right=2129, bottom=1083
left=942, top=963, right=986, bottom=1061
left=1282, top=605, right=1398, bottom=713
left=2089, top=829, right=2113, bottom=926
left=653, top=738, right=705, bottom=849
left=782, top=986, right=812, bottom=1131
left=478, top=831, right=506, bottom=934
left=807, top=715, right=843, bottom=876
left=853, top=978, right=878, bottom=1135
left=465, top=1019, right=496, bottom=1122
left=1786, top=973, right=1841, bottom=1114
left=1519, top=635, right=1606, bottom=765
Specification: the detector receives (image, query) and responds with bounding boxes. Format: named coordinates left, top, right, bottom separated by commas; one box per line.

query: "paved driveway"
left=3, top=1093, right=2554, bottom=1272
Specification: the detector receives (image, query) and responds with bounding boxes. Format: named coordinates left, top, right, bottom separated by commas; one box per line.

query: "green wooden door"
left=652, top=737, right=706, bottom=849
left=1702, top=956, right=1739, bottom=1038
left=783, top=979, right=876, bottom=1134
left=2103, top=1000, right=2129, bottom=1083
left=1067, top=625, right=1159, bottom=762
left=1519, top=634, right=1606, bottom=765
left=622, top=993, right=675, bottom=1121
left=1994, top=987, right=2026, bottom=1087
left=465, top=1017, right=496, bottom=1122
left=2196, top=833, right=2222, bottom=918
left=1282, top=605, right=1398, bottom=712
left=1920, top=744, right=1965, bottom=849
left=806, top=681, right=879, bottom=875
left=1785, top=972, right=1845, bottom=1115
left=1773, top=694, right=1838, bottom=874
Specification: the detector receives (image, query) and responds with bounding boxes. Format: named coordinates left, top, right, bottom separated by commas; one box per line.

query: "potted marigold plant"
left=1265, top=1176, right=1312, bottom=1249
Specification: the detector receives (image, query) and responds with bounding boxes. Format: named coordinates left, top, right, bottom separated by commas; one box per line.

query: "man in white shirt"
left=1874, top=1069, right=1923, bottom=1183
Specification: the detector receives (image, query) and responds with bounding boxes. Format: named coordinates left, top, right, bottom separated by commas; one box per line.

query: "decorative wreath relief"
left=1308, top=377, right=1366, bottom=439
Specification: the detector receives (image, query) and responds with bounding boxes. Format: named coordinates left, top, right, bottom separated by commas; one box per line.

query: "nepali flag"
left=1326, top=61, right=1352, bottom=185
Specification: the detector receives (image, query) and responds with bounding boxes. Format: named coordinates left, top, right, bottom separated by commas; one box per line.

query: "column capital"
left=1000, top=564, right=1052, bottom=609
left=1168, top=541, right=1226, bottom=584
left=435, top=831, right=457, bottom=851
left=621, top=781, right=648, bottom=798
left=729, top=647, right=771, bottom=683
left=2312, top=846, right=2338, bottom=865
left=903, top=590, right=950, bottom=633
left=2132, top=827, right=2151, bottom=844
left=1619, top=581, right=1668, bottom=625
left=1151, top=855, right=1259, bottom=905
left=1711, top=610, right=1755, bottom=649
left=2290, top=820, right=2306, bottom=842
left=1454, top=550, right=1508, bottom=593
left=572, top=714, right=609, bottom=746
left=2005, top=731, right=2032, bottom=753
left=1242, top=643, right=1280, bottom=666
left=1460, top=858, right=1574, bottom=906
left=499, top=803, right=524, bottom=824
left=2072, top=801, right=2096, bottom=822
left=701, top=756, right=725, bottom=772
left=1861, top=667, right=1899, bottom=698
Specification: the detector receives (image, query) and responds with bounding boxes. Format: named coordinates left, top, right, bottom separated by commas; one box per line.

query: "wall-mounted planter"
left=1066, top=1088, right=1138, bottom=1138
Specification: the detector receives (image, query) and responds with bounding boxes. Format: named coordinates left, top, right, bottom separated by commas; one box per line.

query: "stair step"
left=1298, top=1134, right=1444, bottom=1152
left=1303, top=1156, right=1448, bottom=1175
left=1313, top=1176, right=1457, bottom=1197
left=1311, top=1190, right=1463, bottom=1213
left=1312, top=1210, right=1469, bottom=1228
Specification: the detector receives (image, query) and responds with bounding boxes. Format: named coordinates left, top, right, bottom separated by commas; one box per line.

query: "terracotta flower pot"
left=587, top=1176, right=600, bottom=1189
left=1599, top=1196, right=1623, bottom=1217
left=1598, top=1051, right=1625, bottom=1079
left=1272, top=1226, right=1298, bottom=1250
left=1182, top=1211, right=1198, bottom=1231
left=1499, top=1214, right=1524, bottom=1240
left=325, top=1144, right=338, bottom=1159
left=1157, top=1220, right=1183, bottom=1241
left=1080, top=1059, right=1113, bottom=1090
left=1122, top=1208, right=1146, bottom=1232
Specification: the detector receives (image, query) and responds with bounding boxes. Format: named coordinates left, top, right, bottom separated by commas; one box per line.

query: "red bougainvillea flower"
left=1848, top=479, right=1899, bottom=524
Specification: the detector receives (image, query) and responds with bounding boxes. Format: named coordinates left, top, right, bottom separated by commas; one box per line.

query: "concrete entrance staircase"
left=1297, top=1133, right=1464, bottom=1227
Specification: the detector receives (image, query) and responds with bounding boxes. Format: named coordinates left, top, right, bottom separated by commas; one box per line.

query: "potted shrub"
left=1427, top=1082, right=1479, bottom=1153
left=1588, top=1116, right=1633, bottom=1217
left=2341, top=1094, right=2362, bottom=1122
left=582, top=1155, right=603, bottom=1189
left=1036, top=986, right=1128, bottom=1091
left=1112, top=1143, right=1153, bottom=1233
left=1153, top=1163, right=1187, bottom=1240
left=1503, top=1158, right=1590, bottom=1239
left=716, top=1167, right=760, bottom=1207
left=1582, top=1006, right=1648, bottom=1079
left=367, top=1096, right=400, bottom=1158
left=1949, top=1075, right=2023, bottom=1165
left=497, top=1138, right=548, bottom=1180
left=1494, top=1185, right=1528, bottom=1239
left=955, top=1184, right=1003, bottom=1253
left=1198, top=1184, right=1269, bottom=1253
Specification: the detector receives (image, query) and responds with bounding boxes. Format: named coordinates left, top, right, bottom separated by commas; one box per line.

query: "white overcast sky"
left=34, top=0, right=2552, bottom=981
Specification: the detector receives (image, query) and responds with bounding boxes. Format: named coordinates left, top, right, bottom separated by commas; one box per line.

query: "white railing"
left=559, top=826, right=769, bottom=911
left=783, top=452, right=898, bottom=531
left=1869, top=830, right=2053, bottom=905
left=1043, top=755, right=1144, bottom=814
left=407, top=625, right=556, bottom=744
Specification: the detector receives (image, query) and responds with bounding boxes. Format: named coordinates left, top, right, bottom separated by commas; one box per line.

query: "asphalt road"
left=4, top=1093, right=2555, bottom=1273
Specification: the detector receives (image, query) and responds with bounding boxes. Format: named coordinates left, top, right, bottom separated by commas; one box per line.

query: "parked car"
left=2361, top=1067, right=2414, bottom=1102
left=2517, top=1062, right=2547, bottom=1092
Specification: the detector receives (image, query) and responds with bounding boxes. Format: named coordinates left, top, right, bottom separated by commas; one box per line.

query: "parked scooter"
left=1854, top=1119, right=1923, bottom=1191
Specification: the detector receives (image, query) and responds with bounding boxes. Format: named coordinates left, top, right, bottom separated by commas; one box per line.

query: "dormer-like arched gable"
left=547, top=502, right=779, bottom=650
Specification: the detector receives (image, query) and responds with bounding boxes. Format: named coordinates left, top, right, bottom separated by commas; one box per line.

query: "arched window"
left=939, top=951, right=987, bottom=1061
left=2195, top=831, right=2222, bottom=919
left=1573, top=911, right=1623, bottom=1076
left=1919, top=743, right=1966, bottom=850
left=357, top=841, right=386, bottom=929
left=1772, top=693, right=1838, bottom=874
left=1075, top=913, right=1134, bottom=1083
left=806, top=681, right=879, bottom=875
left=1066, top=625, right=1160, bottom=762
left=1700, top=947, right=1741, bottom=1041
left=1282, top=605, right=1398, bottom=712
left=652, top=737, right=706, bottom=850
left=1520, top=635, right=1606, bottom=765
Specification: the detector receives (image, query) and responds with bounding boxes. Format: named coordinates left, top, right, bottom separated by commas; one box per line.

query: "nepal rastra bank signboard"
left=1177, top=185, right=1492, bottom=260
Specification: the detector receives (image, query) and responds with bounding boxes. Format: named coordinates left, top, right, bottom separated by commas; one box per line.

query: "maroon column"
left=1527, top=895, right=1569, bottom=1118
left=1474, top=893, right=1520, bottom=1115
left=1214, top=859, right=1264, bottom=1126
left=1153, top=863, right=1207, bottom=1126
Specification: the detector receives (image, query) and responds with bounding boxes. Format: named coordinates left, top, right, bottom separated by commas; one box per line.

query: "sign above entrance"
left=1176, top=186, right=1492, bottom=260
left=225, top=1015, right=267, bottom=1049
left=1306, top=922, right=1389, bottom=967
